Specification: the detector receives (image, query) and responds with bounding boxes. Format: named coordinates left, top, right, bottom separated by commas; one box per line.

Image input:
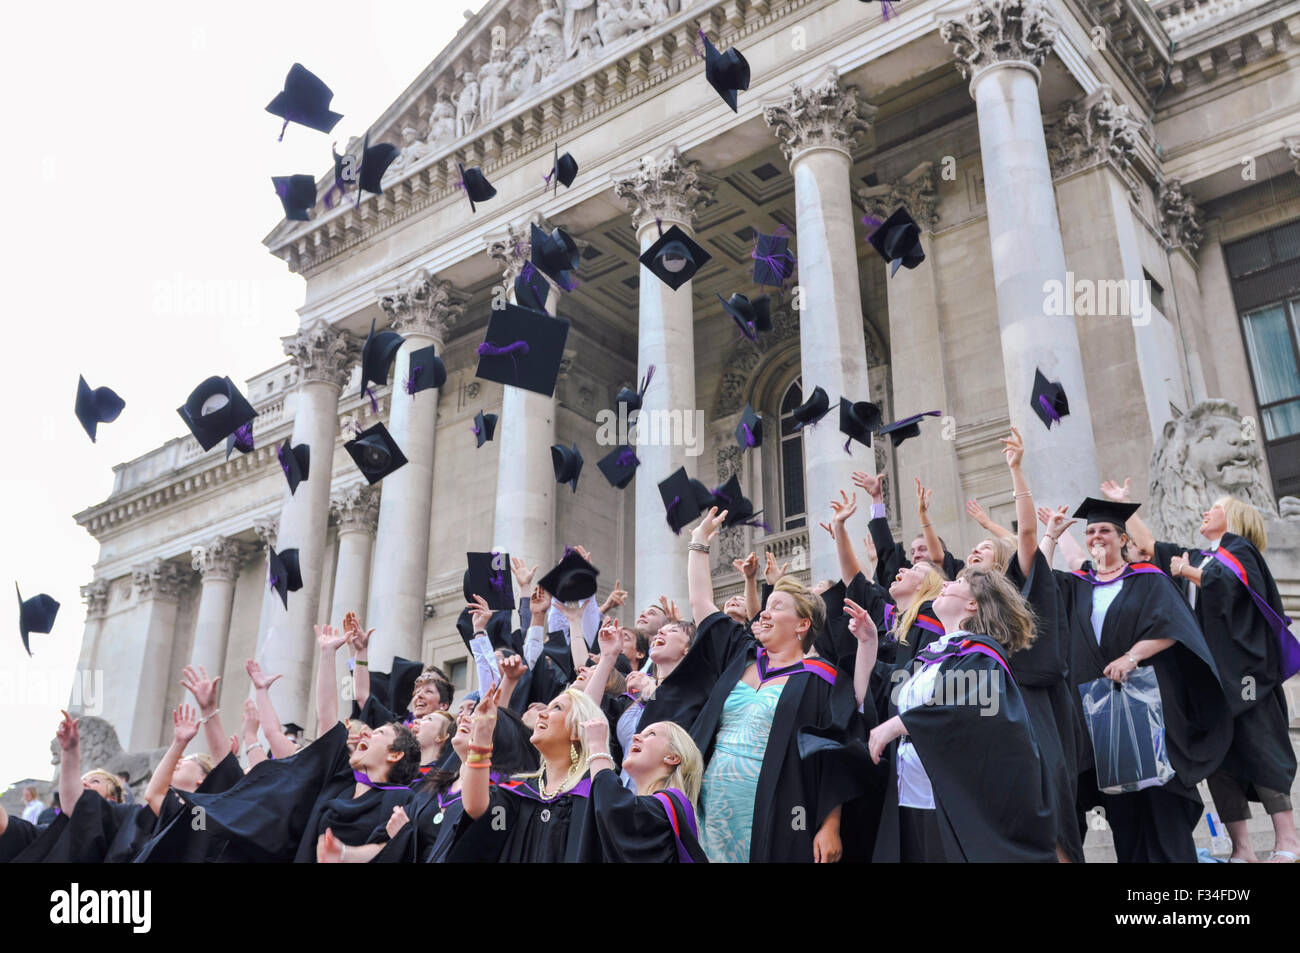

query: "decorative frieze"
left=80, top=578, right=110, bottom=620
left=1043, top=86, right=1141, bottom=183
left=612, top=143, right=716, bottom=231
left=1158, top=178, right=1204, bottom=254
left=761, top=66, right=876, bottom=163
left=378, top=270, right=466, bottom=343
left=131, top=558, right=190, bottom=601
left=282, top=319, right=359, bottom=389
left=939, top=0, right=1060, bottom=81
left=190, top=535, right=251, bottom=582
left=330, top=484, right=382, bottom=536
left=856, top=162, right=940, bottom=233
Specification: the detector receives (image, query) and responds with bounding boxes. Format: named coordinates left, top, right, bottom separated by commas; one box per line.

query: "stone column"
left=251, top=516, right=279, bottom=659
left=366, top=273, right=464, bottom=671
left=763, top=68, right=875, bottom=583
left=613, top=145, right=715, bottom=607
left=67, top=579, right=110, bottom=716
left=329, top=483, right=381, bottom=688
left=1159, top=180, right=1211, bottom=403
left=258, top=320, right=358, bottom=727
left=940, top=0, right=1101, bottom=508
left=188, top=535, right=249, bottom=682
left=118, top=559, right=189, bottom=750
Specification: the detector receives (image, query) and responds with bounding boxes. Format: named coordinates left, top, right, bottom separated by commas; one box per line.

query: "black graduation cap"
left=458, top=163, right=496, bottom=213
left=709, top=474, right=764, bottom=529
left=658, top=467, right=713, bottom=535
left=702, top=34, right=750, bottom=112
left=878, top=410, right=942, bottom=447
left=472, top=410, right=497, bottom=448
left=16, top=583, right=58, bottom=657
left=272, top=175, right=316, bottom=221
left=638, top=224, right=711, bottom=291
left=1031, top=369, right=1070, bottom=429
left=405, top=345, right=447, bottom=395
left=267, top=546, right=303, bottom=610
left=514, top=263, right=549, bottom=313
left=276, top=439, right=310, bottom=495
left=345, top=422, right=408, bottom=484
left=839, top=397, right=882, bottom=450
left=530, top=224, right=580, bottom=290
left=867, top=207, right=926, bottom=277
left=616, top=365, right=656, bottom=414
left=360, top=319, right=405, bottom=402
left=735, top=404, right=763, bottom=450
left=280, top=722, right=305, bottom=737
left=475, top=303, right=571, bottom=398
left=1073, top=497, right=1141, bottom=528
left=467, top=552, right=514, bottom=612
left=790, top=385, right=831, bottom=431
left=718, top=293, right=772, bottom=342
left=537, top=550, right=599, bottom=603
left=177, top=376, right=258, bottom=452
left=551, top=442, right=583, bottom=493
left=266, top=63, right=344, bottom=137
left=226, top=423, right=255, bottom=461
left=548, top=146, right=578, bottom=193
left=356, top=133, right=400, bottom=198
left=75, top=376, right=125, bottom=443
left=597, top=445, right=639, bottom=489
left=752, top=229, right=795, bottom=287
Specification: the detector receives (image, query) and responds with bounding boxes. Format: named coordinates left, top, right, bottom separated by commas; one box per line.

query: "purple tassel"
left=844, top=436, right=854, bottom=455
left=489, top=570, right=506, bottom=592
left=233, top=423, right=254, bottom=453
left=362, top=384, right=379, bottom=415
left=471, top=423, right=481, bottom=436
left=711, top=485, right=732, bottom=505
left=739, top=517, right=772, bottom=532
left=639, top=364, right=656, bottom=402
left=404, top=366, right=423, bottom=395
left=616, top=448, right=638, bottom=467
left=277, top=116, right=289, bottom=142
left=477, top=339, right=531, bottom=384
left=692, top=28, right=707, bottom=59
left=268, top=571, right=279, bottom=592
left=655, top=217, right=664, bottom=239
left=881, top=0, right=895, bottom=20
left=666, top=495, right=682, bottom=535
left=1038, top=395, right=1061, bottom=425
left=277, top=442, right=290, bottom=475
left=520, top=261, right=536, bottom=282
left=741, top=422, right=755, bottom=448
left=563, top=545, right=576, bottom=559
left=861, top=213, right=883, bottom=232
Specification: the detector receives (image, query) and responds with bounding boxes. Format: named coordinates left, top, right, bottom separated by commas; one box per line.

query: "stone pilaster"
left=111, top=559, right=190, bottom=749
left=189, top=536, right=251, bottom=683
left=68, top=579, right=111, bottom=716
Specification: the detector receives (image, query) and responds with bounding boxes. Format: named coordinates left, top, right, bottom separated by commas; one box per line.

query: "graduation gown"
left=1153, top=534, right=1296, bottom=797
left=681, top=612, right=869, bottom=863
left=872, top=633, right=1057, bottom=863
left=448, top=774, right=596, bottom=863
left=10, top=790, right=137, bottom=863
left=869, top=515, right=964, bottom=589
left=370, top=781, right=472, bottom=863
left=584, top=771, right=708, bottom=862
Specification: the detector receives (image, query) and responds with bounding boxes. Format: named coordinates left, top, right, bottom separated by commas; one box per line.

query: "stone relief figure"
left=428, top=92, right=457, bottom=146
left=506, top=42, right=540, bottom=102
left=530, top=0, right=565, bottom=76
left=595, top=0, right=653, bottom=46
left=479, top=48, right=509, bottom=123
left=386, top=126, right=429, bottom=177
left=456, top=73, right=480, bottom=138
left=563, top=0, right=600, bottom=60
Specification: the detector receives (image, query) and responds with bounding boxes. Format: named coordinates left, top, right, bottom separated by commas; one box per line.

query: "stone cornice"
left=1149, top=0, right=1300, bottom=93
left=1070, top=0, right=1175, bottom=98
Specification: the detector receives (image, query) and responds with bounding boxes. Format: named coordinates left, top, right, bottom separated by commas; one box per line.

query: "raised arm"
left=240, top=699, right=267, bottom=768
left=180, top=665, right=227, bottom=762
left=497, top=654, right=526, bottom=710
left=732, top=552, right=761, bottom=619
left=915, top=478, right=944, bottom=567
left=688, top=508, right=728, bottom=621
left=843, top=598, right=879, bottom=711
left=551, top=597, right=592, bottom=677
left=55, top=710, right=83, bottom=816
left=523, top=585, right=553, bottom=670
left=1001, top=428, right=1038, bottom=577
left=965, top=499, right=1015, bottom=541
left=583, top=618, right=622, bottom=706
left=147, top=705, right=199, bottom=814
left=462, top=685, right=501, bottom=821
left=343, top=611, right=372, bottom=709
left=315, top=624, right=349, bottom=732
left=1101, top=478, right=1155, bottom=555
left=827, top=490, right=863, bottom=582
left=246, top=659, right=296, bottom=759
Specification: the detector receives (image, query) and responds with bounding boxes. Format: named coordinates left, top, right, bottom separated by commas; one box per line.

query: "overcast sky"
left=0, top=0, right=490, bottom=786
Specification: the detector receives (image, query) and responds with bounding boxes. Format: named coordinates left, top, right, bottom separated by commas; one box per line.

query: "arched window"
left=779, top=379, right=806, bottom=530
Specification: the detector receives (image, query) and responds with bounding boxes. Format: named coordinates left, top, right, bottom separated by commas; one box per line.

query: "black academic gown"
left=1153, top=534, right=1296, bottom=798
left=682, top=612, right=869, bottom=863
left=583, top=771, right=708, bottom=862
left=872, top=633, right=1057, bottom=863
left=370, top=780, right=470, bottom=863
left=10, top=790, right=137, bottom=863
left=869, top=515, right=964, bottom=589
left=448, top=774, right=596, bottom=863
left=1058, top=565, right=1232, bottom=863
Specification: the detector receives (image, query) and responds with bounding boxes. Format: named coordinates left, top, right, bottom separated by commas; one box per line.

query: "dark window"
left=779, top=379, right=806, bottom=529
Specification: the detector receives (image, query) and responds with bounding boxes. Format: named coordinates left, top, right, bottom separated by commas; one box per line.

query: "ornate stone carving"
left=1286, top=136, right=1300, bottom=176
left=715, top=447, right=747, bottom=564
left=385, top=125, right=431, bottom=180
left=81, top=578, right=110, bottom=619
left=456, top=73, right=480, bottom=138
left=856, top=162, right=940, bottom=233
left=762, top=66, right=876, bottom=163
left=485, top=214, right=554, bottom=282
left=1157, top=178, right=1204, bottom=254
left=563, top=0, right=599, bottom=59
left=939, top=0, right=1061, bottom=80
left=191, top=536, right=250, bottom=582
left=466, top=381, right=481, bottom=400
left=428, top=92, right=457, bottom=147
left=378, top=270, right=465, bottom=342
left=282, top=319, right=359, bottom=389
left=331, top=483, right=382, bottom=535
left=1044, top=86, right=1140, bottom=180
left=49, top=715, right=122, bottom=772
left=530, top=0, right=565, bottom=76
left=132, top=558, right=190, bottom=601
left=253, top=516, right=280, bottom=551
left=424, top=602, right=438, bottom=620
left=479, top=47, right=510, bottom=125
left=613, top=144, right=716, bottom=231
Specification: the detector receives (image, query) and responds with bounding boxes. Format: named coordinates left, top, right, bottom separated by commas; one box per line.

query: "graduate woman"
left=1101, top=481, right=1299, bottom=863
left=683, top=507, right=867, bottom=863
left=1049, top=498, right=1231, bottom=863
left=863, top=568, right=1057, bottom=862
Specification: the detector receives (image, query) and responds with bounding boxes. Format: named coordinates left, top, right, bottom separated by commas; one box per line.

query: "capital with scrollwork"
left=762, top=66, right=876, bottom=164
left=939, top=0, right=1060, bottom=86
left=486, top=214, right=554, bottom=283
left=330, top=483, right=382, bottom=536
left=191, top=535, right=251, bottom=583
left=856, top=162, right=940, bottom=233
left=1044, top=86, right=1141, bottom=183
left=612, top=144, right=716, bottom=233
left=281, top=318, right=359, bottom=389
left=378, top=270, right=465, bottom=345
left=1158, top=178, right=1204, bottom=255
left=81, top=578, right=110, bottom=620
left=253, top=516, right=280, bottom=552
left=132, top=558, right=190, bottom=601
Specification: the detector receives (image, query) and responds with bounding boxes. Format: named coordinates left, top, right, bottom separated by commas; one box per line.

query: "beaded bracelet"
left=466, top=760, right=492, bottom=769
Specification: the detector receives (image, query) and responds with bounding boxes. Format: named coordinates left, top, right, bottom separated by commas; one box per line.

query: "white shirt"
left=22, top=799, right=45, bottom=823
left=895, top=632, right=963, bottom=810
left=1090, top=578, right=1124, bottom=645
left=1188, top=539, right=1218, bottom=610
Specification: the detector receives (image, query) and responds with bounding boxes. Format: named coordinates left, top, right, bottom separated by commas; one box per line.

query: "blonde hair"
left=894, top=563, right=946, bottom=645
left=427, top=710, right=456, bottom=738
left=81, top=769, right=123, bottom=802
left=977, top=537, right=1018, bottom=574
left=519, top=689, right=604, bottom=796
left=184, top=753, right=214, bottom=777
left=772, top=576, right=827, bottom=652
left=1213, top=496, right=1267, bottom=551
left=958, top=568, right=1038, bottom=655
left=645, top=722, right=704, bottom=806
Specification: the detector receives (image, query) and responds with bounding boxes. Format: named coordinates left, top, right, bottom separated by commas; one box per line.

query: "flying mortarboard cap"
left=839, top=397, right=882, bottom=451
left=267, top=546, right=303, bottom=610
left=551, top=442, right=583, bottom=493
left=360, top=319, right=405, bottom=403
left=597, top=445, right=639, bottom=489
left=266, top=64, right=344, bottom=137
left=878, top=410, right=942, bottom=447
left=867, top=207, right=926, bottom=277
left=638, top=224, right=711, bottom=291
left=467, top=551, right=515, bottom=612
left=345, top=422, right=408, bottom=484
left=75, top=376, right=125, bottom=443
left=514, top=263, right=549, bottom=313
left=709, top=474, right=763, bottom=529
left=549, top=146, right=578, bottom=192
left=717, top=293, right=772, bottom=342
left=530, top=224, right=580, bottom=290
left=405, top=345, right=447, bottom=395
left=537, top=550, right=599, bottom=603
left=658, top=467, right=711, bottom=535
left=472, top=410, right=497, bottom=448
left=736, top=404, right=763, bottom=449
left=177, top=376, right=258, bottom=452
left=1031, top=369, right=1070, bottom=429
left=458, top=163, right=496, bottom=213
left=475, top=304, right=571, bottom=398
left=616, top=365, right=656, bottom=414
left=752, top=229, right=795, bottom=288
left=226, top=422, right=255, bottom=461
left=356, top=133, right=400, bottom=198
left=280, top=722, right=305, bottom=737
left=16, top=584, right=59, bottom=656
left=1072, top=497, right=1141, bottom=528
left=790, top=385, right=831, bottom=431
left=702, top=34, right=750, bottom=112
left=272, top=174, right=317, bottom=221
left=276, top=439, right=310, bottom=495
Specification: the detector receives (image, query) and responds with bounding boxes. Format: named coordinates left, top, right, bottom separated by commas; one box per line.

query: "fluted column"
left=366, top=273, right=464, bottom=670
left=614, top=145, right=715, bottom=608
left=763, top=68, right=875, bottom=583
left=189, top=536, right=250, bottom=680
left=940, top=0, right=1100, bottom=506
left=67, top=579, right=110, bottom=716
left=258, top=320, right=358, bottom=727
left=114, top=559, right=189, bottom=750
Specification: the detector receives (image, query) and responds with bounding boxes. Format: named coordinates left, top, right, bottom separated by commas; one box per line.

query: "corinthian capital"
left=1158, top=178, right=1204, bottom=254
left=81, top=578, right=110, bottom=620
left=281, top=318, right=359, bottom=388
left=485, top=214, right=555, bottom=282
left=132, top=558, right=190, bottom=601
left=378, top=270, right=465, bottom=343
left=1044, top=86, right=1141, bottom=180
left=939, top=0, right=1060, bottom=82
left=762, top=66, right=876, bottom=164
left=253, top=516, right=279, bottom=551
left=330, top=483, right=381, bottom=535
left=191, top=535, right=251, bottom=582
left=612, top=145, right=716, bottom=232
left=856, top=162, right=940, bottom=233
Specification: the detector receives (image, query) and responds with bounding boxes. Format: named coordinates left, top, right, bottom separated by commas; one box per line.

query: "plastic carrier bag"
left=1077, top=666, right=1175, bottom=794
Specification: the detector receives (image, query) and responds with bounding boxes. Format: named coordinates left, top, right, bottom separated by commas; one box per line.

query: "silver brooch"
left=432, top=812, right=444, bottom=825
left=540, top=808, right=552, bottom=823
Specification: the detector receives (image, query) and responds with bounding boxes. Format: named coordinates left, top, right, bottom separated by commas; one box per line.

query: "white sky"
left=0, top=0, right=491, bottom=787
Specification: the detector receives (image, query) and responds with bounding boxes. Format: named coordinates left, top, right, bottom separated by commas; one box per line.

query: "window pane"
left=1226, top=234, right=1271, bottom=277
left=1263, top=400, right=1300, bottom=441
left=781, top=435, right=805, bottom=524
left=781, top=381, right=803, bottom=413
left=1242, top=305, right=1300, bottom=404
left=1275, top=222, right=1300, bottom=264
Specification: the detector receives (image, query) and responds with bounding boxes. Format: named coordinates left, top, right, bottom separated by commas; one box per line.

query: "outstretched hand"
left=1100, top=478, right=1132, bottom=503
left=511, top=556, right=539, bottom=590
left=245, top=659, right=282, bottom=692
left=1000, top=426, right=1024, bottom=469
left=915, top=477, right=932, bottom=516
left=830, top=489, right=858, bottom=525
left=843, top=597, right=878, bottom=644
left=315, top=624, right=349, bottom=654
left=732, top=552, right=759, bottom=579
left=966, top=499, right=992, bottom=529
left=763, top=551, right=790, bottom=586
left=181, top=664, right=221, bottom=711
left=56, top=709, right=79, bottom=752
left=465, top=594, right=494, bottom=633
left=657, top=595, right=682, bottom=623
left=172, top=704, right=200, bottom=746
left=690, top=507, right=727, bottom=546
left=851, top=470, right=885, bottom=500
left=529, top=584, right=552, bottom=620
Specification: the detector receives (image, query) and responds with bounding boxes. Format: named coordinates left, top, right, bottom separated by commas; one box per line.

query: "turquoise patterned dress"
left=698, top=681, right=785, bottom=863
